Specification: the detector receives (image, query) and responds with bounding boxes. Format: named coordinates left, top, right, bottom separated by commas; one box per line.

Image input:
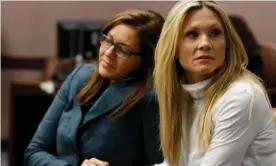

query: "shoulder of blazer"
left=146, top=88, right=157, bottom=100
left=68, top=63, right=97, bottom=100
left=140, top=88, right=158, bottom=106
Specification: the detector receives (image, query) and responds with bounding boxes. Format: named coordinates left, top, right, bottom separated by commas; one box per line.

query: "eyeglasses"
left=99, top=33, right=141, bottom=59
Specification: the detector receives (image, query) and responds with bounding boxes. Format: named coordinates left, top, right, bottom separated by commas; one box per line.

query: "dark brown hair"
left=77, top=9, right=164, bottom=118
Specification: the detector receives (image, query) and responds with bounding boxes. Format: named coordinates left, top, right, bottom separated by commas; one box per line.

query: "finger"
left=81, top=159, right=91, bottom=166
left=89, top=158, right=109, bottom=166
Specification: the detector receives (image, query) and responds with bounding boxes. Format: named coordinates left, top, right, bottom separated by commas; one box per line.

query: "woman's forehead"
left=184, top=7, right=222, bottom=26
left=108, top=24, right=140, bottom=50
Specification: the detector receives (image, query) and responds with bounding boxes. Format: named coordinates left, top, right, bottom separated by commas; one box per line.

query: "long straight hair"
left=154, top=1, right=270, bottom=165
left=77, top=9, right=164, bottom=118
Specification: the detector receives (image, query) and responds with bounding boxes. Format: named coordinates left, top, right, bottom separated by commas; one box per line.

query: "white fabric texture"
left=155, top=78, right=276, bottom=166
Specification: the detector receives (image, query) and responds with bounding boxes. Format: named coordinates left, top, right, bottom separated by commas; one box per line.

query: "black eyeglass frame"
left=99, top=33, right=141, bottom=59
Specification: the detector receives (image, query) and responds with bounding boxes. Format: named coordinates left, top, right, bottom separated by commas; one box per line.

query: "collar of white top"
left=181, top=78, right=212, bottom=99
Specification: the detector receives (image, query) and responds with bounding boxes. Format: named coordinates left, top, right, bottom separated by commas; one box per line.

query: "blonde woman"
left=154, top=1, right=276, bottom=166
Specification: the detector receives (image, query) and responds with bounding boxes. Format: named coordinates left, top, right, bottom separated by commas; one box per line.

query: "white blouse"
left=155, top=78, right=276, bottom=166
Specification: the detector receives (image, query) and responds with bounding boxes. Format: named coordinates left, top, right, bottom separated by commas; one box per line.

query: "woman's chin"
left=195, top=67, right=217, bottom=77
left=98, top=66, right=114, bottom=79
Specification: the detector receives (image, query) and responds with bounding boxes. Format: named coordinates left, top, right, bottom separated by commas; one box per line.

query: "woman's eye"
left=117, top=45, right=130, bottom=55
left=211, top=28, right=221, bottom=37
left=105, top=38, right=113, bottom=44
left=186, top=31, right=198, bottom=39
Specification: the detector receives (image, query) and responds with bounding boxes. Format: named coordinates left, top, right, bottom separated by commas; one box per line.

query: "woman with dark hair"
left=24, top=9, right=164, bottom=166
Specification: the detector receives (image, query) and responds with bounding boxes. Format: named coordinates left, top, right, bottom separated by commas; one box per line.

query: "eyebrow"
left=210, top=23, right=223, bottom=29
left=183, top=24, right=223, bottom=35
left=107, top=33, right=133, bottom=49
left=186, top=23, right=223, bottom=30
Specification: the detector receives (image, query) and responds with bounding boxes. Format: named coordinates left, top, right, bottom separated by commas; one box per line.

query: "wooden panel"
left=9, top=82, right=55, bottom=166
left=2, top=55, right=48, bottom=70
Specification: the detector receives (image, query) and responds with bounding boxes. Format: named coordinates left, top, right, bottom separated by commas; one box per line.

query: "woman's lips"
left=101, top=59, right=115, bottom=69
left=195, top=55, right=214, bottom=61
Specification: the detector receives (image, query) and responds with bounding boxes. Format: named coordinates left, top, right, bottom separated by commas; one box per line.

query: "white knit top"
left=155, top=78, right=276, bottom=166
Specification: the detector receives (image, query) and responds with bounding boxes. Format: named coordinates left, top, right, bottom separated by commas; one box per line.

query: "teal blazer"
left=24, top=64, right=163, bottom=166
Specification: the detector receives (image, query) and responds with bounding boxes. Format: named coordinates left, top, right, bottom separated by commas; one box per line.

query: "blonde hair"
left=154, top=1, right=270, bottom=165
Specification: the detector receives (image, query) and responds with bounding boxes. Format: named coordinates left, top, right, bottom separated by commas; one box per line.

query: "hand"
left=81, top=158, right=110, bottom=166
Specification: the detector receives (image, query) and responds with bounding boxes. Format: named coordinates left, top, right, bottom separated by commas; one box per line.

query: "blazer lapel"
left=82, top=80, right=136, bottom=125
left=61, top=102, right=82, bottom=154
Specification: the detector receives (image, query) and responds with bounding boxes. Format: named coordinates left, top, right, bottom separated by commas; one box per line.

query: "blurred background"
left=1, top=1, right=276, bottom=166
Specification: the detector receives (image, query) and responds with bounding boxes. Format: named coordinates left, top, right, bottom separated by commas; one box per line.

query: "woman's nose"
left=198, top=35, right=211, bottom=51
left=103, top=45, right=116, bottom=58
